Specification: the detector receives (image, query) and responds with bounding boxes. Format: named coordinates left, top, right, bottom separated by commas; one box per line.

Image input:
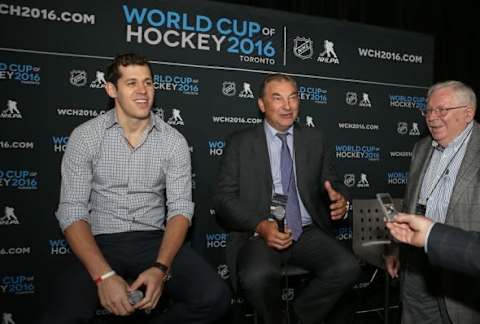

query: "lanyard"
left=421, top=126, right=472, bottom=204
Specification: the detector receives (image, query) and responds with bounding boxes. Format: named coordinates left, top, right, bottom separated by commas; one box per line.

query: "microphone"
left=271, top=205, right=286, bottom=233
left=128, top=290, right=144, bottom=305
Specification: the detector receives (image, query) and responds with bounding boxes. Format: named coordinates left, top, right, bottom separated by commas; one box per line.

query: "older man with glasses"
left=385, top=80, right=480, bottom=324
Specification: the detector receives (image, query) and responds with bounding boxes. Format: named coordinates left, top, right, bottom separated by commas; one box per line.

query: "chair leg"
left=284, top=275, right=289, bottom=324
left=384, top=271, right=390, bottom=324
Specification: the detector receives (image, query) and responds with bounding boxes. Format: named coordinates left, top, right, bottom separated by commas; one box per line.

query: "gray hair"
left=427, top=80, right=476, bottom=110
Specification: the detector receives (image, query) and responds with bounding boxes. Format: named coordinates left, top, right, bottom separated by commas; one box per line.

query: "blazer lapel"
left=292, top=124, right=308, bottom=195
left=252, top=125, right=273, bottom=199
left=447, top=122, right=480, bottom=215
left=406, top=139, right=434, bottom=212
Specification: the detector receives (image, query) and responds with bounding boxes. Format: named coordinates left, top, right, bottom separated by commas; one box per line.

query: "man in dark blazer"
left=386, top=213, right=480, bottom=276
left=385, top=80, right=480, bottom=323
left=214, top=74, right=360, bottom=324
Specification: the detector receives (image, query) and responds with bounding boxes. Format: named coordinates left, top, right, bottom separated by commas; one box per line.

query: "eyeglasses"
left=421, top=105, right=468, bottom=117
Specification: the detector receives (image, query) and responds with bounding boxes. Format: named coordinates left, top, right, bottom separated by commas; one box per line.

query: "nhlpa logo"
left=0, top=206, right=19, bottom=225
left=167, top=109, right=184, bottom=126
left=239, top=82, right=254, bottom=99
left=318, top=40, right=337, bottom=57
left=359, top=93, right=372, bottom=107
left=69, top=70, right=87, bottom=87
left=317, top=40, right=340, bottom=64
left=2, top=313, right=15, bottom=324
left=306, top=116, right=315, bottom=128
left=222, top=81, right=236, bottom=96
left=398, top=122, right=420, bottom=136
left=409, top=122, right=420, bottom=136
left=1, top=100, right=22, bottom=119
left=346, top=92, right=358, bottom=105
left=90, top=71, right=107, bottom=88
left=357, top=173, right=369, bottom=188
left=293, top=36, right=313, bottom=60
left=344, top=174, right=355, bottom=187
left=217, top=264, right=230, bottom=280
left=5, top=100, right=20, bottom=114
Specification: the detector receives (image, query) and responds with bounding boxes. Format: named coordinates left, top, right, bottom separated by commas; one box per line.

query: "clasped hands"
left=97, top=266, right=167, bottom=316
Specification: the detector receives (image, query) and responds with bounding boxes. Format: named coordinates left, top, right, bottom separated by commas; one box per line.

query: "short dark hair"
left=258, top=73, right=297, bottom=98
left=105, top=53, right=152, bottom=85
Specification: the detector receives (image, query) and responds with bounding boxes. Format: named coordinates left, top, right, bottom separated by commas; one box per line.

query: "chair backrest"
left=352, top=198, right=402, bottom=269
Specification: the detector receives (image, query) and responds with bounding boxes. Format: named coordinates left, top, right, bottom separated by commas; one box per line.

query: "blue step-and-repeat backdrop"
left=0, top=0, right=432, bottom=322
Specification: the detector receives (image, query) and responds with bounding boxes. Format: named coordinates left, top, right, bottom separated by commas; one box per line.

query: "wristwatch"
left=151, top=262, right=172, bottom=282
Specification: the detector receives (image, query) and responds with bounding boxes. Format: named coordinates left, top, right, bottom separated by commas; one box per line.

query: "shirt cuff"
left=56, top=204, right=90, bottom=231
left=166, top=201, right=195, bottom=224
left=424, top=222, right=436, bottom=253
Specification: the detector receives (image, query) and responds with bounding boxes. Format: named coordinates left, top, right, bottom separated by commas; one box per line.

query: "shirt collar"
left=104, top=109, right=117, bottom=129
left=104, top=108, right=157, bottom=132
left=264, top=120, right=294, bottom=142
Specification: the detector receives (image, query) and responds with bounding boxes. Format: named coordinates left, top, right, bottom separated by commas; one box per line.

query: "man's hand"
left=129, top=267, right=166, bottom=312
left=386, top=213, right=433, bottom=248
left=384, top=255, right=400, bottom=279
left=97, top=274, right=134, bottom=316
left=255, top=219, right=293, bottom=250
left=324, top=180, right=348, bottom=220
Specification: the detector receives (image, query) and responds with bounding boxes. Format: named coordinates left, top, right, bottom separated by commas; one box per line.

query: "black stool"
left=250, top=264, right=311, bottom=324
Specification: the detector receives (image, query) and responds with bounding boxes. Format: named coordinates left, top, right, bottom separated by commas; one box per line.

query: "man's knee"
left=210, top=279, right=231, bottom=315
left=332, top=255, right=361, bottom=286
left=189, top=278, right=231, bottom=319
left=207, top=278, right=231, bottom=305
left=238, top=264, right=280, bottom=291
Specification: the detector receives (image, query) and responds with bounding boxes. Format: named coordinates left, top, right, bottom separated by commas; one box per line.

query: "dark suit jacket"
left=402, top=121, right=480, bottom=323
left=214, top=123, right=348, bottom=291
left=428, top=223, right=480, bottom=276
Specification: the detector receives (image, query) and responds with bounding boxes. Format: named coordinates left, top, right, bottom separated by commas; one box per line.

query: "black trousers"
left=36, top=230, right=231, bottom=324
left=237, top=225, right=361, bottom=324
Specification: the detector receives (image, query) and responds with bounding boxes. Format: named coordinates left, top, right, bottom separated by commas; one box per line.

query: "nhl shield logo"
left=69, top=70, right=87, bottom=87
left=217, top=264, right=230, bottom=280
left=282, top=288, right=295, bottom=301
left=293, top=37, right=313, bottom=60
left=346, top=92, right=358, bottom=105
left=222, top=81, right=236, bottom=96
left=397, top=122, right=408, bottom=135
left=344, top=174, right=355, bottom=187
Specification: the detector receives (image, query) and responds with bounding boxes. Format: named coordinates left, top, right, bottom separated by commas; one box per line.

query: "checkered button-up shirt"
left=56, top=109, right=194, bottom=235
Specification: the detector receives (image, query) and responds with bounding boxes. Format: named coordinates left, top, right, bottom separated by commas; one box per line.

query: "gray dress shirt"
left=56, top=109, right=194, bottom=235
